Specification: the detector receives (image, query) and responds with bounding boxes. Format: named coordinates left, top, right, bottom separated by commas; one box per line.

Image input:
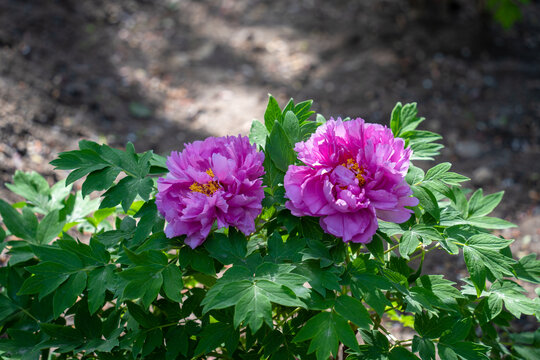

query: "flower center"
left=342, top=158, right=366, bottom=186
left=189, top=169, right=222, bottom=196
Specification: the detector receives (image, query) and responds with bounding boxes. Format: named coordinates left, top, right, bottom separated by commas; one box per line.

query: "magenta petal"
left=284, top=118, right=417, bottom=244
left=320, top=207, right=378, bottom=243
left=156, top=135, right=265, bottom=248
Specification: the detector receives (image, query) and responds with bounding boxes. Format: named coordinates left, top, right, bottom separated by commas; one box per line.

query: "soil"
left=0, top=0, right=539, bottom=330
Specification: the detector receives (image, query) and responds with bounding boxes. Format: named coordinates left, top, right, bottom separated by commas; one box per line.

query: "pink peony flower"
left=156, top=135, right=265, bottom=248
left=284, top=118, right=418, bottom=243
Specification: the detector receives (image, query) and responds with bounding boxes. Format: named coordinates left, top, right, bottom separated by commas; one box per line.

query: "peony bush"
left=0, top=98, right=538, bottom=359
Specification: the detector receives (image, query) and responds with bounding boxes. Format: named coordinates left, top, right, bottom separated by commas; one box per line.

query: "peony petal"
left=156, top=135, right=265, bottom=248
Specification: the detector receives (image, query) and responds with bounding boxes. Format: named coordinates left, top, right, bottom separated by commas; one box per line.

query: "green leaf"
left=300, top=121, right=322, bottom=140
left=440, top=318, right=472, bottom=344
left=133, top=200, right=158, bottom=245
left=401, top=130, right=442, bottom=144
left=0, top=199, right=36, bottom=242
left=283, top=111, right=301, bottom=144
left=166, top=326, right=189, bottom=359
left=297, top=261, right=341, bottom=296
left=256, top=263, right=310, bottom=299
left=256, top=279, right=306, bottom=307
left=30, top=244, right=83, bottom=269
left=267, top=232, right=305, bottom=262
left=489, top=281, right=537, bottom=318
left=333, top=311, right=361, bottom=352
left=122, top=269, right=163, bottom=308
left=194, top=322, right=238, bottom=356
left=51, top=149, right=107, bottom=185
left=514, top=254, right=540, bottom=283
left=334, top=295, right=372, bottom=330
left=412, top=336, right=436, bottom=360
left=294, top=99, right=314, bottom=121
left=51, top=141, right=153, bottom=200
left=468, top=189, right=504, bottom=218
left=414, top=313, right=452, bottom=339
left=410, top=142, right=444, bottom=161
left=446, top=342, right=490, bottom=360
left=390, top=102, right=425, bottom=137
left=404, top=288, right=438, bottom=315
left=465, top=216, right=516, bottom=229
left=263, top=155, right=285, bottom=190
left=365, top=234, right=385, bottom=262
left=293, top=311, right=359, bottom=360
left=350, top=273, right=392, bottom=316
left=463, top=246, right=487, bottom=295
left=406, top=165, right=425, bottom=186
left=87, top=265, right=114, bottom=314
left=0, top=294, right=20, bottom=320
left=390, top=102, right=403, bottom=136
left=36, top=210, right=65, bottom=244
left=264, top=95, right=282, bottom=132
left=5, top=171, right=69, bottom=214
left=18, top=268, right=70, bottom=300
left=202, top=280, right=253, bottom=312
left=400, top=230, right=420, bottom=259
left=424, top=163, right=452, bottom=181
left=204, top=229, right=247, bottom=265
left=74, top=299, right=103, bottom=339
left=56, top=237, right=109, bottom=266
left=142, top=329, right=163, bottom=357
left=189, top=248, right=216, bottom=276
left=412, top=185, right=440, bottom=221
left=82, top=167, right=121, bottom=197
left=249, top=120, right=269, bottom=149
left=266, top=121, right=296, bottom=173
left=126, top=301, right=158, bottom=328
left=301, top=237, right=333, bottom=267
left=417, top=275, right=464, bottom=304
left=466, top=233, right=513, bottom=250
left=464, top=244, right=516, bottom=281
left=438, top=344, right=459, bottom=360
left=282, top=98, right=294, bottom=115
left=439, top=171, right=470, bottom=185
left=359, top=329, right=390, bottom=355
left=162, top=263, right=183, bottom=302
left=203, top=269, right=305, bottom=324
left=40, top=323, right=83, bottom=344
left=100, top=176, right=153, bottom=212
left=233, top=283, right=272, bottom=331
left=53, top=271, right=87, bottom=318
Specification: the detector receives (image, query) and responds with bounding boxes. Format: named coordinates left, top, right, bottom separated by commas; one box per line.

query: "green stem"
left=145, top=321, right=183, bottom=333
left=384, top=244, right=399, bottom=254
left=17, top=305, right=39, bottom=322
left=277, top=307, right=301, bottom=329
left=410, top=243, right=440, bottom=261
left=378, top=323, right=398, bottom=343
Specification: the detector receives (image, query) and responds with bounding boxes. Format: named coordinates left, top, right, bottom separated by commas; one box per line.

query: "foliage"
left=486, top=0, right=531, bottom=29
left=0, top=98, right=538, bottom=359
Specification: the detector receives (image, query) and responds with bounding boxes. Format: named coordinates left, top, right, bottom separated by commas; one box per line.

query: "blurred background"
left=0, top=0, right=539, bottom=285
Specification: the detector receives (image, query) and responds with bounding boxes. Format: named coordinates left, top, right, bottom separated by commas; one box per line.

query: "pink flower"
left=284, top=118, right=418, bottom=243
left=156, top=136, right=265, bottom=248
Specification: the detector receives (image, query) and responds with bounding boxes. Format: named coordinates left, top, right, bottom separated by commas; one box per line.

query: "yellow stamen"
left=189, top=168, right=221, bottom=196
left=342, top=158, right=366, bottom=186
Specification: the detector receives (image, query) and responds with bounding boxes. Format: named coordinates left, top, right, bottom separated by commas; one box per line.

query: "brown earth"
left=0, top=0, right=539, bottom=329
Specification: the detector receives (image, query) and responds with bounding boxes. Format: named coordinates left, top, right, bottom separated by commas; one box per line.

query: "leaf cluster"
left=0, top=99, right=537, bottom=360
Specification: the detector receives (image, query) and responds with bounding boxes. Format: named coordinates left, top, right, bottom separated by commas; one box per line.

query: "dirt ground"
left=0, top=0, right=539, bottom=326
